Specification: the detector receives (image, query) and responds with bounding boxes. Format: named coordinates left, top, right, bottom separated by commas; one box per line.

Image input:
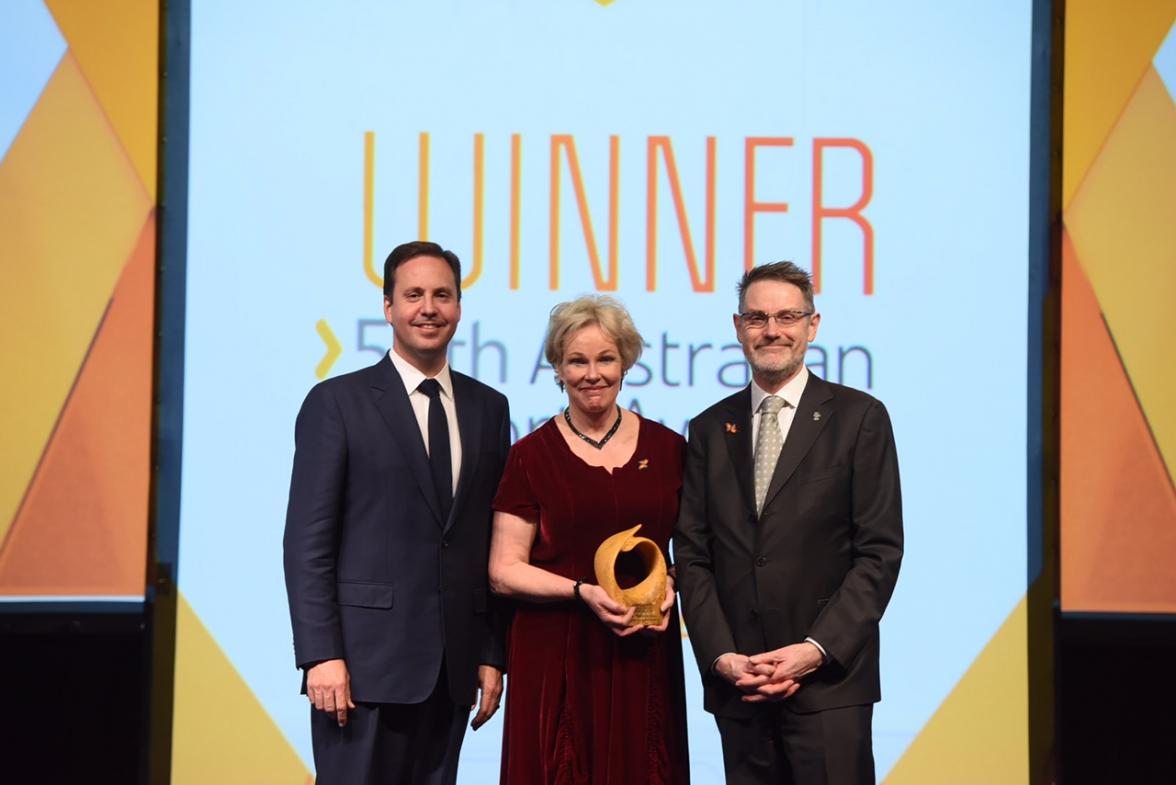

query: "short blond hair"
left=544, top=295, right=644, bottom=372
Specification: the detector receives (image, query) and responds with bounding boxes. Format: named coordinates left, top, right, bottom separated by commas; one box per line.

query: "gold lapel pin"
left=725, top=422, right=738, bottom=433
left=638, top=458, right=649, bottom=470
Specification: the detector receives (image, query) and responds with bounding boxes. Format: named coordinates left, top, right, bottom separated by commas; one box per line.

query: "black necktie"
left=417, top=379, right=453, bottom=519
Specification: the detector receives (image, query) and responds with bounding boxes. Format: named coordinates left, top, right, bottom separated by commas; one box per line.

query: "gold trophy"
left=593, top=525, right=668, bottom=626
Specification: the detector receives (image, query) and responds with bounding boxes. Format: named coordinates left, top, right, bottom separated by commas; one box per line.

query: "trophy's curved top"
left=593, top=524, right=667, bottom=623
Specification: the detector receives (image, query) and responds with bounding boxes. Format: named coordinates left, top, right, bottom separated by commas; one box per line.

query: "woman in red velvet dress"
left=488, top=296, right=690, bottom=785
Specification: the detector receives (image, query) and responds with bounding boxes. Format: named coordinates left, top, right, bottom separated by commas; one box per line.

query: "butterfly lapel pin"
left=812, top=411, right=822, bottom=422
left=725, top=422, right=738, bottom=434
left=638, top=458, right=650, bottom=470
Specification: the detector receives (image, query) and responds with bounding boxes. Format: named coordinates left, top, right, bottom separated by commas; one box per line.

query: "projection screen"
left=173, top=2, right=1035, bottom=782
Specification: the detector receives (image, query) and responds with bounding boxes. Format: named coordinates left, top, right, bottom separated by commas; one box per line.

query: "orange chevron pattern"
left=0, top=2, right=156, bottom=596
left=1060, top=2, right=1176, bottom=612
left=884, top=5, right=1176, bottom=780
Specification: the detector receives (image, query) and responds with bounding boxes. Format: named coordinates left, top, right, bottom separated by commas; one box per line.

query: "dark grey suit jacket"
left=674, top=374, right=902, bottom=717
left=283, top=354, right=510, bottom=706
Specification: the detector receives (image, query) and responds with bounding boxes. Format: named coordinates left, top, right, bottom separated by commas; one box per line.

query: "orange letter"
left=418, top=132, right=430, bottom=241
left=646, top=136, right=716, bottom=292
left=509, top=133, right=522, bottom=290
left=549, top=135, right=619, bottom=291
left=463, top=133, right=484, bottom=289
left=812, top=138, right=874, bottom=294
left=744, top=137, right=793, bottom=270
left=363, top=131, right=381, bottom=289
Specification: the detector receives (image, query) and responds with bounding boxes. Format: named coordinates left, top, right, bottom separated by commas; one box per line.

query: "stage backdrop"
left=1059, top=1, right=1176, bottom=613
left=173, top=2, right=1036, bottom=782
left=0, top=0, right=156, bottom=602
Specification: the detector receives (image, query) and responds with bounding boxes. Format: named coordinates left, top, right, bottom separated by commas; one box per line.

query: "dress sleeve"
left=491, top=442, right=540, bottom=521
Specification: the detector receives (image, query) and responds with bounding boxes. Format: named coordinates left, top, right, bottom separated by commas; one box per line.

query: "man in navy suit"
left=283, top=241, right=511, bottom=785
left=675, top=261, right=902, bottom=785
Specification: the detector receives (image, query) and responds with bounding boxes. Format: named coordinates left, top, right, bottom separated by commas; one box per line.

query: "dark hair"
left=736, top=261, right=814, bottom=312
left=383, top=241, right=463, bottom=300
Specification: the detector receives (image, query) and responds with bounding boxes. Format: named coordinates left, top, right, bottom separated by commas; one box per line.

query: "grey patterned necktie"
left=754, top=395, right=786, bottom=515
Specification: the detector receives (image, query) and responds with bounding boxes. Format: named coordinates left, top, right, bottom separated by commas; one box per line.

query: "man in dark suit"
left=283, top=241, right=511, bottom=785
left=674, top=261, right=903, bottom=785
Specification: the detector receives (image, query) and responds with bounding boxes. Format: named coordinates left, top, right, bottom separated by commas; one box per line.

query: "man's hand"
left=470, top=665, right=503, bottom=731
left=714, top=653, right=773, bottom=692
left=739, top=642, right=824, bottom=702
left=306, top=659, right=356, bottom=727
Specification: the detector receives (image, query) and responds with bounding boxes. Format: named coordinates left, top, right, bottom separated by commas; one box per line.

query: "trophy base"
left=630, top=603, right=662, bottom=626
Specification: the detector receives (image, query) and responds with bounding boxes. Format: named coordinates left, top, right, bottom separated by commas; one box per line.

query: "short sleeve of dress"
left=492, top=442, right=540, bottom=521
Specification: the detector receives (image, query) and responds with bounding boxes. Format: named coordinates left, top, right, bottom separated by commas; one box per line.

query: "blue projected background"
left=173, top=2, right=1034, bottom=782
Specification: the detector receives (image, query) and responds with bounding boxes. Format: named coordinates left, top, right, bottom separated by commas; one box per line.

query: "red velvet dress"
left=492, top=416, right=691, bottom=785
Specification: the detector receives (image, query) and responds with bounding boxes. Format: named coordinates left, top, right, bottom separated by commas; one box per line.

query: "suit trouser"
left=716, top=703, right=874, bottom=785
left=310, top=664, right=468, bottom=785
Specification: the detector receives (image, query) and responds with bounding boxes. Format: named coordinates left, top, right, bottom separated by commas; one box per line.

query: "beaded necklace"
left=563, top=405, right=623, bottom=450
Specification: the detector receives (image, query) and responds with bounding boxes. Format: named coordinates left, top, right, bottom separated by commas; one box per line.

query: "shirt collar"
left=387, top=349, right=454, bottom=400
left=750, top=366, right=810, bottom=414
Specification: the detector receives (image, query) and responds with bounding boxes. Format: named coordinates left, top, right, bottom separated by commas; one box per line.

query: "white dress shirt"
left=387, top=350, right=462, bottom=495
left=712, top=367, right=828, bottom=672
left=749, top=366, right=809, bottom=454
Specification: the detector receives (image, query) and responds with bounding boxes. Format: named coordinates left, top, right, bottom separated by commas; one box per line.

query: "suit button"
left=442, top=539, right=450, bottom=549
left=755, top=556, right=767, bottom=567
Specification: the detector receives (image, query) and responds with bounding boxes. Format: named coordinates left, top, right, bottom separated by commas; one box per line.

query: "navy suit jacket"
left=674, top=374, right=903, bottom=717
left=283, top=354, right=510, bottom=706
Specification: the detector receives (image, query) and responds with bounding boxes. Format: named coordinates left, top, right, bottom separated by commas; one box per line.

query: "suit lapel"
left=720, top=387, right=757, bottom=517
left=446, top=372, right=483, bottom=533
left=761, top=374, right=834, bottom=513
left=370, top=356, right=444, bottom=525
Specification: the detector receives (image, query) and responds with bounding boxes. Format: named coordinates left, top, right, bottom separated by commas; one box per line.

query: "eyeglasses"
left=737, top=309, right=814, bottom=329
